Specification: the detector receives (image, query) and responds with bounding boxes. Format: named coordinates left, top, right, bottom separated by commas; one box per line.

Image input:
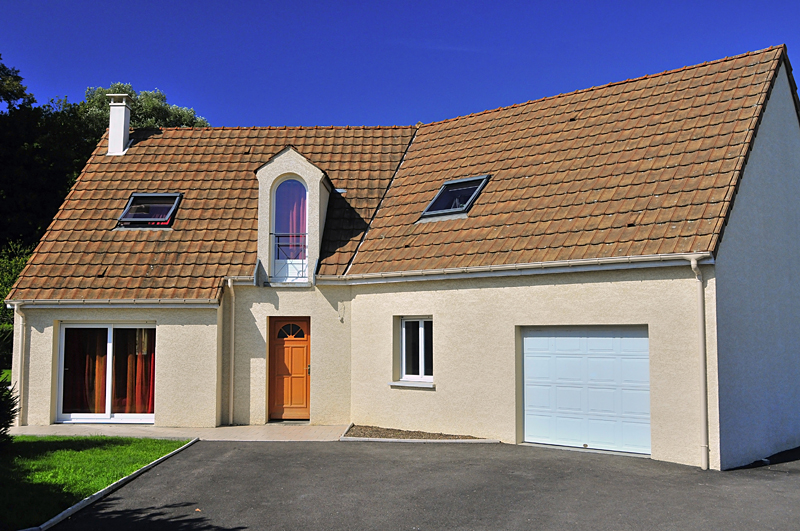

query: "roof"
left=8, top=126, right=415, bottom=301
left=7, top=45, right=794, bottom=302
left=347, top=45, right=790, bottom=275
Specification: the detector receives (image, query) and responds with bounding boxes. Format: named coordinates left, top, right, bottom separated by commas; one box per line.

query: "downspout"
left=13, top=303, right=26, bottom=426
left=690, top=258, right=710, bottom=470
left=227, top=279, right=236, bottom=425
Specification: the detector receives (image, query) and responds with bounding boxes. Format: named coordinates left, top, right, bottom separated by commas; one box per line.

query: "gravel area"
left=344, top=425, right=479, bottom=440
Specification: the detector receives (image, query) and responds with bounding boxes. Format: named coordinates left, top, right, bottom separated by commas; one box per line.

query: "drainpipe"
left=690, top=258, right=710, bottom=470
left=227, top=278, right=236, bottom=425
left=13, top=303, right=26, bottom=426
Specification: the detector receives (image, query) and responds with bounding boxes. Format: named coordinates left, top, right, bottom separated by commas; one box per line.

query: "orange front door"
left=268, top=317, right=310, bottom=420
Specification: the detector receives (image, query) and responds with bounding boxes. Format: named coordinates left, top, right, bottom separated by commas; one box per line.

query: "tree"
left=80, top=82, right=209, bottom=139
left=0, top=58, right=211, bottom=370
left=0, top=53, right=34, bottom=110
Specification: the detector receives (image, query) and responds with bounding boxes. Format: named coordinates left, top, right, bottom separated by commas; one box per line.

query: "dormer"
left=256, top=147, right=331, bottom=285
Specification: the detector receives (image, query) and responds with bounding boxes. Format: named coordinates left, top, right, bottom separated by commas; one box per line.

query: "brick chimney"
left=106, top=94, right=131, bottom=156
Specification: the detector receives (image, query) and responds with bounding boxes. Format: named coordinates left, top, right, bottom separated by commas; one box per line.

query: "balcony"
left=271, top=233, right=308, bottom=282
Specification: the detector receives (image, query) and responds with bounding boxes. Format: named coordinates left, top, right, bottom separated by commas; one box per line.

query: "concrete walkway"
left=10, top=423, right=349, bottom=441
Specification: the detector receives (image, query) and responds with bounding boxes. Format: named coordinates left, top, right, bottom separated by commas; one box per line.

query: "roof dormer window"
left=117, top=193, right=182, bottom=228
left=422, top=174, right=490, bottom=217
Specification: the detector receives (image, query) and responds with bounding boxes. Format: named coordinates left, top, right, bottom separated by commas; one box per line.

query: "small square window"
left=421, top=174, right=490, bottom=217
left=118, top=193, right=182, bottom=228
left=401, top=318, right=433, bottom=381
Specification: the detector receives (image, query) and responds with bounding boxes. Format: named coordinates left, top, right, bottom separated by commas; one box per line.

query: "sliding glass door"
left=58, top=325, right=155, bottom=423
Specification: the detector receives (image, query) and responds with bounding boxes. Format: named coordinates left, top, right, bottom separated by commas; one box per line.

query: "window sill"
left=389, top=381, right=435, bottom=390
left=268, top=281, right=313, bottom=288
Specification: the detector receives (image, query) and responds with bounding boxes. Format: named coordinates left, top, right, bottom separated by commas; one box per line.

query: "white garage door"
left=523, top=326, right=650, bottom=454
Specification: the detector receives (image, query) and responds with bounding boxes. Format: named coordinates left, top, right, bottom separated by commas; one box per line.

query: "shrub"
left=0, top=382, right=19, bottom=445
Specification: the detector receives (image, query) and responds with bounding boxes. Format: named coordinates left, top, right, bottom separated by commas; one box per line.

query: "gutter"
left=690, top=258, right=710, bottom=470
left=227, top=278, right=236, bottom=426
left=5, top=299, right=220, bottom=310
left=317, top=252, right=715, bottom=285
left=13, top=302, right=25, bottom=426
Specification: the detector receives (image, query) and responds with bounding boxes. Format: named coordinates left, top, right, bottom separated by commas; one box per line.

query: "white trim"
left=270, top=176, right=309, bottom=283
left=6, top=299, right=219, bottom=310
left=317, top=253, right=715, bottom=285
left=389, top=381, right=436, bottom=389
left=57, top=323, right=157, bottom=424
left=400, top=317, right=433, bottom=382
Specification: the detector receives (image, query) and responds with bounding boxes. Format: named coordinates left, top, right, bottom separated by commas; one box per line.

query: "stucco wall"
left=349, top=266, right=716, bottom=468
left=12, top=307, right=221, bottom=428
left=714, top=61, right=800, bottom=469
left=227, top=284, right=351, bottom=425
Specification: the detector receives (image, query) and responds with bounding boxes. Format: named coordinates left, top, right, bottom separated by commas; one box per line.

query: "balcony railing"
left=271, top=233, right=308, bottom=282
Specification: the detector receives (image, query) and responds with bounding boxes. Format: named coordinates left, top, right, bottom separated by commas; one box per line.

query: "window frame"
left=421, top=174, right=490, bottom=218
left=270, top=176, right=309, bottom=283
left=56, top=323, right=156, bottom=424
left=117, top=192, right=182, bottom=228
left=400, top=317, right=433, bottom=383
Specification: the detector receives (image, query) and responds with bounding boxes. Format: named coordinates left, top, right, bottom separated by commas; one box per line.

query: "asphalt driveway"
left=55, top=441, right=800, bottom=530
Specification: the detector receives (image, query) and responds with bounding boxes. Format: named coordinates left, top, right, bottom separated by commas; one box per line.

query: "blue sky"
left=3, top=1, right=799, bottom=127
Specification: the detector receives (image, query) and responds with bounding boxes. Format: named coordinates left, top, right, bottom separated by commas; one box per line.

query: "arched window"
left=272, top=179, right=308, bottom=280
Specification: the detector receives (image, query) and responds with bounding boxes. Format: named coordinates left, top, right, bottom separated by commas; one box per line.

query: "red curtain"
left=112, top=328, right=155, bottom=414
left=63, top=328, right=107, bottom=414
left=275, top=180, right=307, bottom=259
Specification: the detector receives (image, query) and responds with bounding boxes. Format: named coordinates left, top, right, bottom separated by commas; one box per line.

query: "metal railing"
left=271, top=233, right=308, bottom=281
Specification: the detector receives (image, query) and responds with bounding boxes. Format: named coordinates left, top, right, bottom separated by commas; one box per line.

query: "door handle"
left=307, top=364, right=310, bottom=375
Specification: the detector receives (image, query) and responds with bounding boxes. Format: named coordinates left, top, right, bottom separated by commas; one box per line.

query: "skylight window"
left=421, top=174, right=490, bottom=217
left=117, top=193, right=182, bottom=228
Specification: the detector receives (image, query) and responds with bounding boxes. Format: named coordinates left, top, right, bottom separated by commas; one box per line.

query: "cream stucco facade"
left=12, top=262, right=722, bottom=468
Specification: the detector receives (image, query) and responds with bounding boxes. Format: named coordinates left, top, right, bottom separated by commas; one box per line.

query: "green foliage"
left=0, top=242, right=33, bottom=369
left=0, top=53, right=35, bottom=110
left=80, top=82, right=210, bottom=139
left=0, top=436, right=189, bottom=529
left=0, top=242, right=33, bottom=324
left=0, top=384, right=18, bottom=446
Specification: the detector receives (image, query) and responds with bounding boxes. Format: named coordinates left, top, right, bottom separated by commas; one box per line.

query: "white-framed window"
left=271, top=178, right=308, bottom=282
left=57, top=324, right=156, bottom=424
left=401, top=318, right=433, bottom=382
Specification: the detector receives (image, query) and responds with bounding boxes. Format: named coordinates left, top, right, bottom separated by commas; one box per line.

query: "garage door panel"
left=524, top=335, right=550, bottom=352
left=525, top=414, right=553, bottom=441
left=523, top=326, right=650, bottom=454
left=587, top=357, right=615, bottom=382
left=587, top=387, right=616, bottom=414
left=555, top=386, right=583, bottom=412
left=587, top=336, right=614, bottom=352
left=621, top=358, right=649, bottom=384
left=622, top=421, right=651, bottom=452
left=621, top=389, right=650, bottom=416
left=587, top=418, right=617, bottom=446
left=524, top=384, right=551, bottom=409
left=556, top=357, right=582, bottom=381
left=554, top=336, right=581, bottom=352
left=524, top=355, right=551, bottom=380
left=621, top=334, right=649, bottom=352
left=555, top=416, right=583, bottom=443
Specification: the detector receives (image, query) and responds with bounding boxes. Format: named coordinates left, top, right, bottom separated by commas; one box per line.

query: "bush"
left=0, top=383, right=18, bottom=445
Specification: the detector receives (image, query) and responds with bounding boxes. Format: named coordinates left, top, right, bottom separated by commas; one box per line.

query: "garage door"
left=523, top=327, right=650, bottom=454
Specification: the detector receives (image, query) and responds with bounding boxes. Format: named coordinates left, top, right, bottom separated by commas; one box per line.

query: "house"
left=7, top=45, right=800, bottom=470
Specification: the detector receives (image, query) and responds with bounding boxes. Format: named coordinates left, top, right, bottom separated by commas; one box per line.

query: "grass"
left=0, top=369, right=9, bottom=383
left=0, top=436, right=189, bottom=530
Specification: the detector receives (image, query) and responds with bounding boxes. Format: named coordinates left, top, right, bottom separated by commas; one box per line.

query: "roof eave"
left=317, top=252, right=715, bottom=285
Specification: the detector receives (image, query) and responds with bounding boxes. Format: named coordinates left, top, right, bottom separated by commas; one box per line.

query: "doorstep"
left=10, top=423, right=349, bottom=442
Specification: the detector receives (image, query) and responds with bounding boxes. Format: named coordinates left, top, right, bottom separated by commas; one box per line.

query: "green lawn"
left=0, top=369, right=9, bottom=383
left=0, top=436, right=189, bottom=530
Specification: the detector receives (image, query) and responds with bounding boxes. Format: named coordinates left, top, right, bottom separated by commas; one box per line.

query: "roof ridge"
left=153, top=124, right=417, bottom=131
left=419, top=45, right=786, bottom=128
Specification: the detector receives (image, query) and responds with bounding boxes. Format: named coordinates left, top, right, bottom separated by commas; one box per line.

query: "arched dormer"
left=256, top=147, right=331, bottom=285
